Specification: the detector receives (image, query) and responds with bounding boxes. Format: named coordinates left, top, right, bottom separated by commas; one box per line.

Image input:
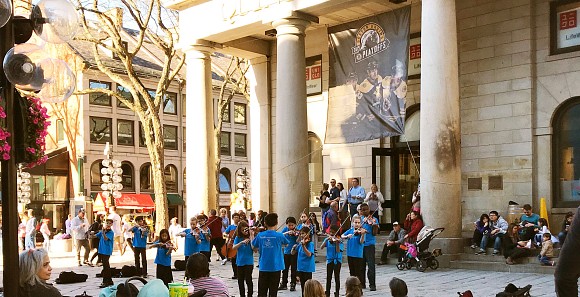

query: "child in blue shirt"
left=150, top=229, right=175, bottom=287
left=251, top=213, right=288, bottom=297
left=232, top=220, right=255, bottom=297
left=292, top=226, right=315, bottom=297
left=178, top=217, right=202, bottom=263
left=360, top=203, right=378, bottom=291
left=279, top=216, right=299, bottom=291
left=322, top=225, right=343, bottom=297
left=341, top=214, right=366, bottom=289
left=130, top=216, right=150, bottom=277
left=197, top=214, right=212, bottom=261
left=224, top=213, right=240, bottom=279
left=96, top=219, right=115, bottom=288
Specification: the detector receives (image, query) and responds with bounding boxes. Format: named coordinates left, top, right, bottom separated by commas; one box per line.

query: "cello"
left=221, top=226, right=237, bottom=259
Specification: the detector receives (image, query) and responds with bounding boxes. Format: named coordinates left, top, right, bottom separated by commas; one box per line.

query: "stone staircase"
left=449, top=246, right=558, bottom=274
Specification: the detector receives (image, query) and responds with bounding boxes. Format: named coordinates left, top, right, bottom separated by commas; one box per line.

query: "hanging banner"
left=326, top=7, right=410, bottom=143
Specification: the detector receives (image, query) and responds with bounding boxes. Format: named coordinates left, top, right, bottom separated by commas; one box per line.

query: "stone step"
left=457, top=253, right=558, bottom=264
left=462, top=246, right=560, bottom=257
left=449, top=260, right=556, bottom=274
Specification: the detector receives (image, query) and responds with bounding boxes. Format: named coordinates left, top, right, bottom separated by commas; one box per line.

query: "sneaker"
left=505, top=257, right=514, bottom=265
left=550, top=261, right=555, bottom=266
left=290, top=284, right=296, bottom=291
left=278, top=284, right=288, bottom=290
left=99, top=282, right=114, bottom=288
left=369, top=286, right=377, bottom=291
left=221, top=258, right=228, bottom=265
left=475, top=249, right=486, bottom=255
left=78, top=262, right=83, bottom=267
left=492, top=250, right=500, bottom=256
left=470, top=244, right=477, bottom=249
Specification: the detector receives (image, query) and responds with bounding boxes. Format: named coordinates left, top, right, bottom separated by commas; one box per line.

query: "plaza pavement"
left=0, top=248, right=560, bottom=297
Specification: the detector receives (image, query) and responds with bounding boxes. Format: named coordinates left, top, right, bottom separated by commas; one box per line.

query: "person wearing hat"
left=71, top=209, right=91, bottom=266
left=378, top=221, right=406, bottom=265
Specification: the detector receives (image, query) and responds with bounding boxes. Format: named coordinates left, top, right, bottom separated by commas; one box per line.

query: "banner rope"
left=401, top=134, right=421, bottom=178
left=273, top=145, right=324, bottom=175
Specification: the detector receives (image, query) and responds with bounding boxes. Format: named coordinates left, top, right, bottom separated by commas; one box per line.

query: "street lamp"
left=0, top=0, right=79, bottom=295
left=101, top=142, right=123, bottom=206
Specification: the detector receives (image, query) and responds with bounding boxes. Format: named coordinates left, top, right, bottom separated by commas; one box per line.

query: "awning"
left=114, top=193, right=155, bottom=210
left=167, top=194, right=184, bottom=206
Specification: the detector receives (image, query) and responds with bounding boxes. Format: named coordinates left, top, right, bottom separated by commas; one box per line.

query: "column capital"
left=272, top=16, right=313, bottom=36
left=182, top=39, right=221, bottom=58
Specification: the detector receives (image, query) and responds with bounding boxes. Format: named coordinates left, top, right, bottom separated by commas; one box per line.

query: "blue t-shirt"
left=343, top=228, right=363, bottom=258
left=225, top=225, right=237, bottom=233
left=520, top=213, right=540, bottom=227
left=325, top=240, right=343, bottom=264
left=199, top=229, right=211, bottom=252
left=132, top=226, right=149, bottom=248
left=154, top=241, right=172, bottom=267
left=234, top=236, right=254, bottom=266
left=251, top=229, right=288, bottom=272
left=281, top=226, right=298, bottom=255
left=297, top=241, right=315, bottom=273
left=96, top=230, right=114, bottom=255
left=296, top=223, right=315, bottom=237
left=361, top=216, right=376, bottom=246
left=183, top=229, right=200, bottom=256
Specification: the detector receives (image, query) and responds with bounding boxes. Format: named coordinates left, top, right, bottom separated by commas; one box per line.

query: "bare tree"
left=73, top=0, right=185, bottom=231
left=214, top=57, right=250, bottom=206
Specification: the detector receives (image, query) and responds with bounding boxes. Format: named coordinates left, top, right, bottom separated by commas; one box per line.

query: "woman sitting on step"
left=502, top=223, right=531, bottom=265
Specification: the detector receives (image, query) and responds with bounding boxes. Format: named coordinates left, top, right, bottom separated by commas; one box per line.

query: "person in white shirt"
left=70, top=209, right=90, bottom=266
left=364, top=184, right=385, bottom=222
left=107, top=206, right=123, bottom=254
left=168, top=217, right=182, bottom=250
left=122, top=214, right=134, bottom=255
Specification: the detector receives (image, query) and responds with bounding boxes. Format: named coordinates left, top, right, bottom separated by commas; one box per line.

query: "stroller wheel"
left=429, top=259, right=439, bottom=270
left=417, top=260, right=428, bottom=272
left=396, top=262, right=405, bottom=271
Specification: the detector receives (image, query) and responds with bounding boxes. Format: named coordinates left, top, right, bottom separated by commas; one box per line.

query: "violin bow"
left=321, top=215, right=351, bottom=248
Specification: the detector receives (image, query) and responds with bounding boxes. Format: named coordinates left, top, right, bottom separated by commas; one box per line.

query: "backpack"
left=496, top=284, right=532, bottom=297
left=321, top=210, right=330, bottom=232
left=55, top=271, right=88, bottom=284
left=458, top=291, right=473, bottom=297
left=121, top=265, right=139, bottom=277
left=174, top=259, right=186, bottom=271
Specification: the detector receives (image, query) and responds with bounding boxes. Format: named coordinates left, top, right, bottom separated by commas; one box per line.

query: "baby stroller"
left=396, top=227, right=445, bottom=272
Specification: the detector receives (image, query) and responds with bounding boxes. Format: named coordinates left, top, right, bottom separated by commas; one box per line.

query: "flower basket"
left=11, top=91, right=50, bottom=167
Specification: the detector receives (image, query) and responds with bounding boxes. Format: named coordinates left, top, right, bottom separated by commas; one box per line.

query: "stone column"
left=248, top=56, right=271, bottom=212
left=420, top=0, right=462, bottom=253
left=272, top=17, right=311, bottom=222
left=184, top=43, right=217, bottom=220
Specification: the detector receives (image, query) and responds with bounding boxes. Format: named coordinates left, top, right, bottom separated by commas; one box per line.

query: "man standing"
left=107, top=206, right=123, bottom=255
left=329, top=180, right=341, bottom=204
left=71, top=209, right=90, bottom=266
left=25, top=209, right=37, bottom=249
left=347, top=178, right=366, bottom=217
left=207, top=209, right=226, bottom=262
left=379, top=222, right=406, bottom=265
left=477, top=211, right=508, bottom=255
left=65, top=214, right=73, bottom=235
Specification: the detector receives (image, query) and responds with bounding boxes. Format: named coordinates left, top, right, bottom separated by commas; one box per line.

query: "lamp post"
left=0, top=0, right=79, bottom=294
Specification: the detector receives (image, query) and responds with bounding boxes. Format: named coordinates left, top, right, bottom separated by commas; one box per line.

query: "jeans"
left=134, top=247, right=147, bottom=275
left=481, top=233, right=503, bottom=251
left=362, top=245, right=376, bottom=288
left=76, top=239, right=90, bottom=262
left=538, top=255, right=552, bottom=265
left=347, top=257, right=364, bottom=287
left=297, top=271, right=312, bottom=296
left=326, top=262, right=341, bottom=296
left=100, top=254, right=112, bottom=284
left=25, top=233, right=36, bottom=249
left=231, top=256, right=238, bottom=277
left=380, top=243, right=404, bottom=262
left=281, top=253, right=297, bottom=286
left=237, top=265, right=254, bottom=297
left=258, top=271, right=281, bottom=297
left=558, top=231, right=567, bottom=244
left=156, top=264, right=173, bottom=287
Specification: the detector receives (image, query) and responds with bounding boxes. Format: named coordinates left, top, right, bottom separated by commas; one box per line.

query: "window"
left=182, top=95, right=186, bottom=117
left=140, top=163, right=153, bottom=192
left=220, top=132, right=231, bottom=156
left=89, top=81, right=112, bottom=106
left=219, top=168, right=232, bottom=193
left=165, top=165, right=178, bottom=193
left=164, top=125, right=178, bottom=150
left=551, top=1, right=580, bottom=55
left=120, top=162, right=134, bottom=191
left=183, top=127, right=186, bottom=152
left=89, top=117, right=112, bottom=144
left=117, top=120, right=134, bottom=146
left=163, top=92, right=177, bottom=114
left=308, top=132, right=323, bottom=205
left=234, top=133, right=246, bottom=157
left=234, top=102, right=247, bottom=124
left=117, top=85, right=133, bottom=108
left=90, top=160, right=104, bottom=191
left=553, top=97, right=580, bottom=208
left=222, top=103, right=230, bottom=122
left=56, top=119, right=64, bottom=142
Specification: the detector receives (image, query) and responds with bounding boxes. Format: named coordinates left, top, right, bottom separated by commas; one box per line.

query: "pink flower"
left=3, top=143, right=10, bottom=151
left=26, top=147, right=35, bottom=154
left=2, top=153, right=9, bottom=160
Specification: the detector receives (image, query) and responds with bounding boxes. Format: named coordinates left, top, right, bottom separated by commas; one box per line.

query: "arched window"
left=90, top=160, right=104, bottom=191
left=165, top=165, right=178, bottom=193
left=140, top=163, right=153, bottom=192
left=398, top=109, right=420, bottom=143
left=120, top=162, right=134, bottom=192
left=219, top=168, right=232, bottom=193
left=308, top=132, right=323, bottom=205
left=553, top=97, right=580, bottom=208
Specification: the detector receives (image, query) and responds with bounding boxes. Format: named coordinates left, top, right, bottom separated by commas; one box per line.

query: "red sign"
left=410, top=44, right=421, bottom=60
left=310, top=65, right=321, bottom=80
left=560, top=10, right=577, bottom=30
left=305, top=68, right=310, bottom=80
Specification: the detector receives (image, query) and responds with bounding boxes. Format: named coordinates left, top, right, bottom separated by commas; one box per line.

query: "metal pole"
left=1, top=13, right=20, bottom=295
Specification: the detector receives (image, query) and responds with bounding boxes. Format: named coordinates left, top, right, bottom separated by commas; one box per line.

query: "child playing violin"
left=196, top=214, right=212, bottom=261
left=129, top=216, right=150, bottom=277
left=149, top=229, right=175, bottom=287
left=178, top=217, right=202, bottom=263
left=279, top=217, right=299, bottom=291
left=232, top=220, right=255, bottom=297
left=341, top=214, right=366, bottom=288
left=224, top=212, right=241, bottom=279
left=321, top=225, right=343, bottom=297
left=292, top=226, right=315, bottom=297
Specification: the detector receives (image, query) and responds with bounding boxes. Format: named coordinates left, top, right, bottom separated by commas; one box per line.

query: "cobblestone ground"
left=0, top=248, right=559, bottom=297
